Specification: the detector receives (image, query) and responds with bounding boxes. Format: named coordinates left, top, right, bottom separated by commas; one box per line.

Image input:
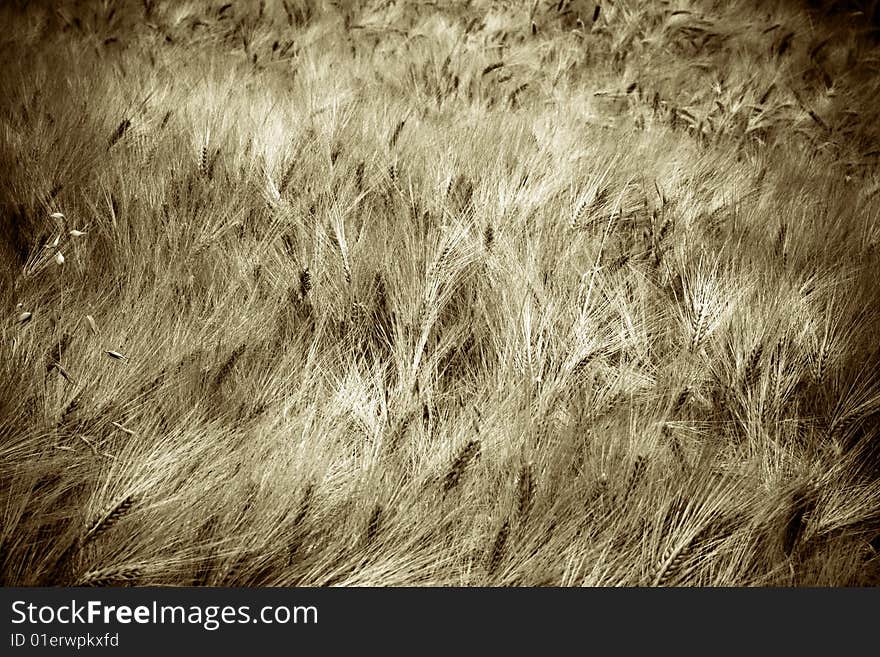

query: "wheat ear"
left=82, top=495, right=136, bottom=547
left=516, top=463, right=535, bottom=523
left=487, top=519, right=510, bottom=577
left=652, top=536, right=696, bottom=586
left=365, top=504, right=382, bottom=544
left=76, top=565, right=142, bottom=587
left=443, top=440, right=481, bottom=492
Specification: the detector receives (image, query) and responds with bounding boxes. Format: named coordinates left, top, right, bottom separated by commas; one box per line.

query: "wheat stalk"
left=292, top=483, right=314, bottom=528
left=652, top=536, right=696, bottom=586
left=662, top=426, right=689, bottom=469
left=483, top=224, right=494, bottom=252
left=213, top=344, right=246, bottom=389
left=743, top=342, right=763, bottom=390
left=487, top=519, right=510, bottom=577
left=812, top=332, right=830, bottom=385
left=298, top=266, right=312, bottom=300
left=82, top=495, right=137, bottom=547
left=365, top=504, right=382, bottom=544
left=108, top=118, right=131, bottom=149
left=443, top=439, right=481, bottom=492
left=516, top=463, right=535, bottom=523
left=829, top=408, right=871, bottom=450
left=690, top=297, right=710, bottom=352
left=781, top=484, right=817, bottom=557
left=774, top=223, right=787, bottom=266
left=764, top=341, right=783, bottom=425
left=608, top=253, right=631, bottom=273
left=388, top=118, right=407, bottom=150
left=45, top=332, right=72, bottom=371
left=76, top=566, right=142, bottom=587
left=57, top=394, right=81, bottom=429
left=671, top=387, right=690, bottom=416
left=200, top=144, right=208, bottom=177
left=623, top=456, right=647, bottom=501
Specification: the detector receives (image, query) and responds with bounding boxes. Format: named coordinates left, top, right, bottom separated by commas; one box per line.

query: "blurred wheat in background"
left=2, top=0, right=880, bottom=586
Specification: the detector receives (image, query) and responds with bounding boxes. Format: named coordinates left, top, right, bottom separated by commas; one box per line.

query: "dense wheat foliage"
left=2, top=0, right=880, bottom=587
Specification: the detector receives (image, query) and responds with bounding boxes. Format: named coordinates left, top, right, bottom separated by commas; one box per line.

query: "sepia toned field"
left=2, top=0, right=880, bottom=586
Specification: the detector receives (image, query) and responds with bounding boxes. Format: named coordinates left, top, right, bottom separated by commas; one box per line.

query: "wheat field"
left=1, top=0, right=880, bottom=587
